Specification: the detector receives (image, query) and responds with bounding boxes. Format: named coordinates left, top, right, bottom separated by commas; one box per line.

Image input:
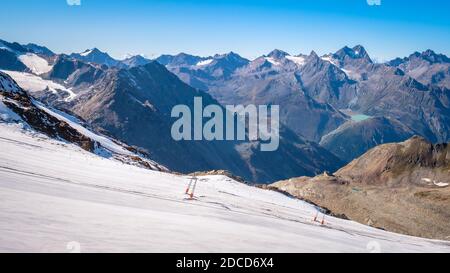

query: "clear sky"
left=1, top=0, right=449, bottom=61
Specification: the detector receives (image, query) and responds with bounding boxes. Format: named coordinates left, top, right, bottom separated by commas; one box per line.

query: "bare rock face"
left=271, top=137, right=450, bottom=240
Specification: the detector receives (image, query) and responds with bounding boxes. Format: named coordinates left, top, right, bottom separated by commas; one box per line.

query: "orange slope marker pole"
left=189, top=177, right=198, bottom=199
left=185, top=178, right=193, bottom=195
left=313, top=211, right=319, bottom=222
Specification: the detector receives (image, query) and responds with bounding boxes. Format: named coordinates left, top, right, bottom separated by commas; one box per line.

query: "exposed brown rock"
left=271, top=137, right=450, bottom=240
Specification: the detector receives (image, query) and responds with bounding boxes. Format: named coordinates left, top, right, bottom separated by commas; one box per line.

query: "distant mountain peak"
left=128, top=54, right=148, bottom=61
left=333, top=45, right=372, bottom=64
left=308, top=50, right=320, bottom=60
left=80, top=48, right=104, bottom=56
left=266, top=49, right=290, bottom=59
left=71, top=48, right=118, bottom=67
left=213, top=51, right=247, bottom=61
left=416, top=49, right=450, bottom=64
left=23, top=43, right=55, bottom=56
left=120, top=54, right=151, bottom=68
left=352, top=45, right=368, bottom=56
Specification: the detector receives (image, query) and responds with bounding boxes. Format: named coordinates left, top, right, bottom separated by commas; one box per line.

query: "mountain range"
left=1, top=38, right=450, bottom=182
left=157, top=45, right=450, bottom=162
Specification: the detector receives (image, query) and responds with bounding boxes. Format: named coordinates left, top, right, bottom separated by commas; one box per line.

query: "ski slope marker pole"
left=185, top=177, right=194, bottom=195
left=190, top=177, right=198, bottom=199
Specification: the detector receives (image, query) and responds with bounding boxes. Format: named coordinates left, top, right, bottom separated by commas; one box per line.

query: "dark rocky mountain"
left=70, top=48, right=119, bottom=67
left=0, top=48, right=28, bottom=72
left=156, top=53, right=207, bottom=67
left=62, top=61, right=342, bottom=183
left=332, top=45, right=373, bottom=67
left=0, top=39, right=29, bottom=72
left=296, top=50, right=358, bottom=108
left=320, top=116, right=415, bottom=162
left=272, top=136, right=450, bottom=240
left=23, top=43, right=55, bottom=57
left=43, top=54, right=106, bottom=88
left=0, top=39, right=56, bottom=73
left=0, top=39, right=29, bottom=54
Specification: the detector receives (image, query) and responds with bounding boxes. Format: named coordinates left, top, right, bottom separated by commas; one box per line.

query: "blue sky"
left=1, top=0, right=449, bottom=61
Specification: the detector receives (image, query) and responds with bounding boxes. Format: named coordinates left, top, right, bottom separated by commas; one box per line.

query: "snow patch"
left=434, top=182, right=449, bottom=187
left=265, top=57, right=281, bottom=66
left=80, top=49, right=93, bottom=57
left=196, top=59, right=214, bottom=66
left=422, top=178, right=449, bottom=187
left=286, top=55, right=306, bottom=66
left=18, top=53, right=53, bottom=75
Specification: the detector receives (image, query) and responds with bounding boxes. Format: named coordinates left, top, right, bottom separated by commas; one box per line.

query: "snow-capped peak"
left=266, top=49, right=290, bottom=59
left=80, top=49, right=93, bottom=56
left=79, top=48, right=103, bottom=57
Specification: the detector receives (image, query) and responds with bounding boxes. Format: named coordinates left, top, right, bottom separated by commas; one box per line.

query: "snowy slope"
left=0, top=123, right=449, bottom=253
left=34, top=101, right=134, bottom=156
left=0, top=71, right=166, bottom=171
left=1, top=70, right=76, bottom=101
